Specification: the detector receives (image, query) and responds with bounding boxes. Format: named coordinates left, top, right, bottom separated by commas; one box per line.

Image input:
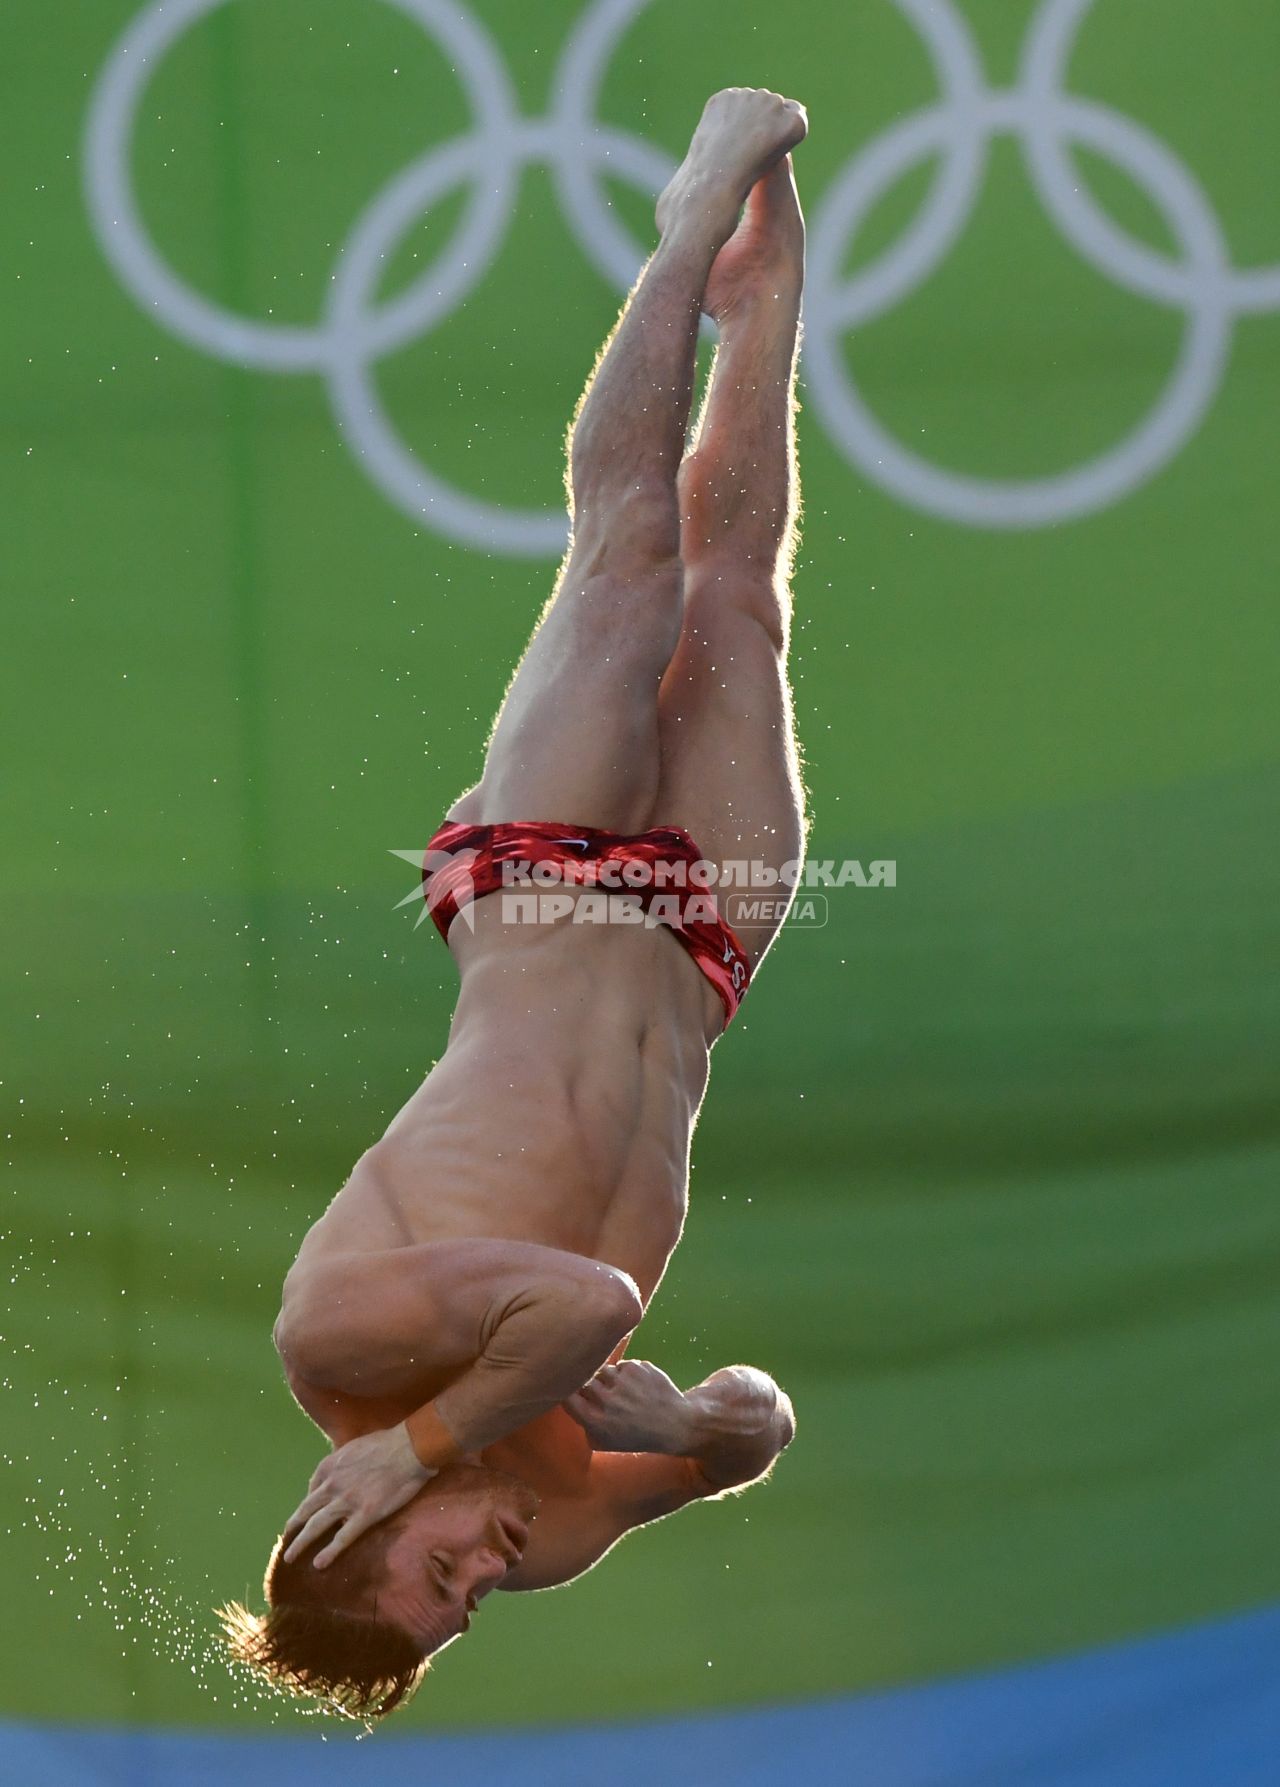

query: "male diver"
left=222, top=87, right=809, bottom=1718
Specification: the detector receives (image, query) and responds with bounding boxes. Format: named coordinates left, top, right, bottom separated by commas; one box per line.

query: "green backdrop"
left=5, top=0, right=1279, bottom=1736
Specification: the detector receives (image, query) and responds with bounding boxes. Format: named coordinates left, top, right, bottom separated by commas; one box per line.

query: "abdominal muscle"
left=291, top=907, right=717, bottom=1306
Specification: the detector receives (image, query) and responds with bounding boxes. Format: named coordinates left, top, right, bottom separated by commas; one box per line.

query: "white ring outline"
left=802, top=0, right=1255, bottom=527
left=84, top=0, right=520, bottom=372
left=83, top=0, right=1278, bottom=544
left=1023, top=0, right=1280, bottom=313
left=805, top=88, right=1232, bottom=528
left=84, top=0, right=687, bottom=552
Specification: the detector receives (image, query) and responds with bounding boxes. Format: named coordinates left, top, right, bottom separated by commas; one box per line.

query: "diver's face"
left=376, top=1463, right=539, bottom=1651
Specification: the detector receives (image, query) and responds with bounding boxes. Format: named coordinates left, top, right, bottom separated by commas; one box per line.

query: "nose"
left=470, top=1549, right=510, bottom=1594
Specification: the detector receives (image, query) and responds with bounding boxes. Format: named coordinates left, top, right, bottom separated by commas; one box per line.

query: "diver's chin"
left=483, top=1463, right=542, bottom=1521
left=476, top=1464, right=542, bottom=1525
left=425, top=1458, right=540, bottom=1518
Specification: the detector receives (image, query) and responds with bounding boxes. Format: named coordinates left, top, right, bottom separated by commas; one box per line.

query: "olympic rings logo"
left=85, top=0, right=1278, bottom=548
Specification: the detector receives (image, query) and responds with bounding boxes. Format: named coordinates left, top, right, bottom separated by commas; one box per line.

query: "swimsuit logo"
left=86, top=0, right=1278, bottom=541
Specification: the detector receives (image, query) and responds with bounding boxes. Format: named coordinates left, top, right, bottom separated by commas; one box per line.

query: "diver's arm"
left=276, top=1235, right=641, bottom=1458
left=276, top=1237, right=640, bottom=1567
left=500, top=1368, right=796, bottom=1592
left=565, top=1360, right=796, bottom=1492
left=408, top=1259, right=641, bottom=1463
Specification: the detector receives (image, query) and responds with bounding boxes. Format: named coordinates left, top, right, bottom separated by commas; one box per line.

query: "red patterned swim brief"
left=422, top=819, right=752, bottom=1028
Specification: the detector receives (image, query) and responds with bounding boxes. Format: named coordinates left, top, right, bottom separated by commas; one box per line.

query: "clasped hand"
left=563, top=1359, right=694, bottom=1454
left=281, top=1425, right=435, bottom=1569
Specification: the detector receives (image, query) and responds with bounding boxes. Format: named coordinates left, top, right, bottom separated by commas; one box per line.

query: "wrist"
left=681, top=1380, right=748, bottom=1450
left=402, top=1401, right=464, bottom=1473
left=662, top=1387, right=705, bottom=1456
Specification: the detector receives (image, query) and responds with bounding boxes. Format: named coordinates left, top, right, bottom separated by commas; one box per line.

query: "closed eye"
left=429, top=1551, right=456, bottom=1595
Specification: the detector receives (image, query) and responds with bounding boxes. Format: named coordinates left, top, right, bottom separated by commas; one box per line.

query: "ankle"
left=658, top=180, right=742, bottom=257
left=713, top=283, right=803, bottom=342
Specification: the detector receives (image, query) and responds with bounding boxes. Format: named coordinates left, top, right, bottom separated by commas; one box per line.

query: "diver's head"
left=218, top=1462, right=538, bottom=1720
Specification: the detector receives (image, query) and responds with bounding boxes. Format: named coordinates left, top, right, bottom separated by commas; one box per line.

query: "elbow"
left=272, top=1302, right=312, bottom=1371
left=273, top=1288, right=333, bottom=1380
left=581, top=1265, right=644, bottom=1347
left=533, top=1266, right=641, bottom=1388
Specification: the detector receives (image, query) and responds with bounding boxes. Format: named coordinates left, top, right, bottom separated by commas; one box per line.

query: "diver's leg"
left=453, top=91, right=807, bottom=832
left=655, top=157, right=807, bottom=963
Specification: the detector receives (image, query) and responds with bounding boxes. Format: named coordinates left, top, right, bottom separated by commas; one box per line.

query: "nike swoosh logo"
left=553, top=838, right=590, bottom=850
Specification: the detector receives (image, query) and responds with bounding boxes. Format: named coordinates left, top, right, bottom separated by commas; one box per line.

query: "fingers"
left=563, top=1391, right=607, bottom=1442
left=568, top=1363, right=643, bottom=1404
left=281, top=1487, right=328, bottom=1547
left=567, top=1370, right=612, bottom=1404
left=563, top=1388, right=600, bottom=1428
left=313, top=1513, right=371, bottom=1570
left=281, top=1501, right=345, bottom=1565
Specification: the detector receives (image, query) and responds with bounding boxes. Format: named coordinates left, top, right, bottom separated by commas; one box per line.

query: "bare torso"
left=293, top=902, right=718, bottom=1298
left=281, top=899, right=722, bottom=1544
left=272, top=91, right=809, bottom=1609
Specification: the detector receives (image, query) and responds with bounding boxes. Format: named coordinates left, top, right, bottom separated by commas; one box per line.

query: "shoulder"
left=592, top=1450, right=716, bottom=1521
left=497, top=1452, right=711, bottom=1594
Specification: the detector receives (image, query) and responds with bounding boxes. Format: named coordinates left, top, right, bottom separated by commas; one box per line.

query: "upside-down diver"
left=221, top=86, right=810, bottom=1719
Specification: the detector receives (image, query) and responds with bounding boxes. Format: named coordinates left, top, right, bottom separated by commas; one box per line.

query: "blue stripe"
left=8, top=1602, right=1280, bottom=1786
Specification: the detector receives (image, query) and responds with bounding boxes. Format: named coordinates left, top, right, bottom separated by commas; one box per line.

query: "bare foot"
left=702, top=154, right=805, bottom=325
left=655, top=87, right=808, bottom=245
